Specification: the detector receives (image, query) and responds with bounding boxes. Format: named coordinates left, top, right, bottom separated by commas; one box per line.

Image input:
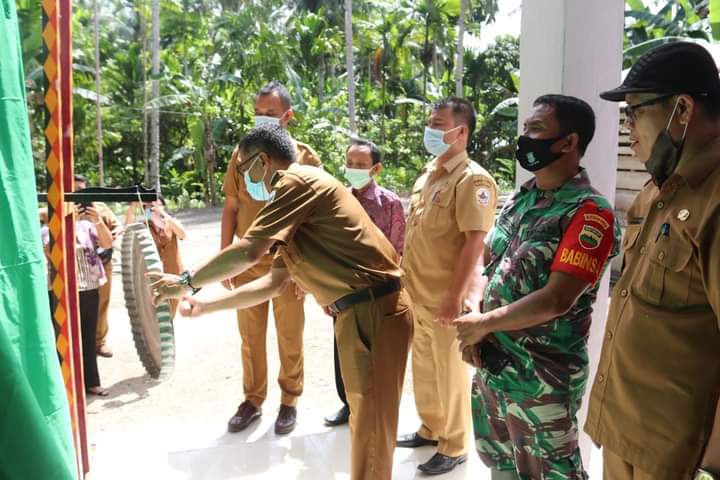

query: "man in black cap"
left=584, top=41, right=720, bottom=480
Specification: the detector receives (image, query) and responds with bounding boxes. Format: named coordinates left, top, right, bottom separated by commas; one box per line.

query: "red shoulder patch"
left=551, top=200, right=615, bottom=285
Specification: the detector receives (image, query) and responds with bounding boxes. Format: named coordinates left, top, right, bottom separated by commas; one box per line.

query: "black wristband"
left=179, top=270, right=202, bottom=295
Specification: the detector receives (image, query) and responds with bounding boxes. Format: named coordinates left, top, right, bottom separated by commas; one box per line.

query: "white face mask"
left=423, top=126, right=460, bottom=157
left=254, top=115, right=281, bottom=128
left=344, top=167, right=373, bottom=189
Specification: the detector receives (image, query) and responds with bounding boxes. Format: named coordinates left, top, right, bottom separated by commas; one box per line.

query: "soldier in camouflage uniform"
left=454, top=95, right=621, bottom=479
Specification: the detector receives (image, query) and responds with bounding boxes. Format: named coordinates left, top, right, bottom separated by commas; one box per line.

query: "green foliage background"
left=20, top=0, right=520, bottom=205
left=17, top=0, right=720, bottom=206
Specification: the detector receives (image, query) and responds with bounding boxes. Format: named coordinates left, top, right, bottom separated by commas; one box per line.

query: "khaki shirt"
left=94, top=202, right=120, bottom=234
left=244, top=163, right=401, bottom=306
left=584, top=138, right=720, bottom=477
left=402, top=151, right=497, bottom=308
left=223, top=140, right=321, bottom=240
left=149, top=225, right=183, bottom=276
left=93, top=202, right=120, bottom=265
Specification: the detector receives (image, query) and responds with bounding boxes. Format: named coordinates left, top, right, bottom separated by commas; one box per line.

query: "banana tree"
left=624, top=0, right=720, bottom=65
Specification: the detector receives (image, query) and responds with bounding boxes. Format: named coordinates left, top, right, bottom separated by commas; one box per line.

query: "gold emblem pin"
left=677, top=209, right=690, bottom=221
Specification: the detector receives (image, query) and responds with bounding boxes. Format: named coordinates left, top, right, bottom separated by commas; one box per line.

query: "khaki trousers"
left=603, top=448, right=692, bottom=480
left=335, top=289, right=413, bottom=480
left=96, top=259, right=112, bottom=348
left=234, top=262, right=305, bottom=408
left=412, top=303, right=470, bottom=457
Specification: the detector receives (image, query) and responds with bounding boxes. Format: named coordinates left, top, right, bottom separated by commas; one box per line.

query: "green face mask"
left=344, top=167, right=373, bottom=189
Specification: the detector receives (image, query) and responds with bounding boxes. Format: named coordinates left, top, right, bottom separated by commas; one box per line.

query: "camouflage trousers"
left=472, top=375, right=588, bottom=480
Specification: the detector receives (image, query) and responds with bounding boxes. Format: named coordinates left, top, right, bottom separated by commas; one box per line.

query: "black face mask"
left=515, top=135, right=566, bottom=172
left=645, top=99, right=687, bottom=187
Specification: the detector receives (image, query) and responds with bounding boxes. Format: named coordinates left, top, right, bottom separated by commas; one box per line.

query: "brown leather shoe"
left=227, top=401, right=261, bottom=433
left=274, top=404, right=297, bottom=435
left=97, top=345, right=113, bottom=358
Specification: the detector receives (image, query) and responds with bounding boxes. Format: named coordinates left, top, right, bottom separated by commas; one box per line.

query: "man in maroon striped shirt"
left=324, top=138, right=406, bottom=427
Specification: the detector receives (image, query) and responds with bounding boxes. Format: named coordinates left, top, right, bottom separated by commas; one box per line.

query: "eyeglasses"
left=237, top=151, right=263, bottom=175
left=622, top=94, right=674, bottom=123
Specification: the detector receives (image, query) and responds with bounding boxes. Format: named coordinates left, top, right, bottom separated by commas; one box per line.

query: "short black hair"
left=257, top=81, right=291, bottom=110
left=239, top=124, right=297, bottom=164
left=533, top=94, right=596, bottom=156
left=347, top=138, right=382, bottom=165
left=433, top=97, right=477, bottom=137
left=74, top=174, right=87, bottom=183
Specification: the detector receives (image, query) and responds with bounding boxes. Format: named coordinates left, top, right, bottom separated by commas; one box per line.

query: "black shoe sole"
left=417, top=456, right=468, bottom=476
left=324, top=406, right=350, bottom=427
left=324, top=415, right=349, bottom=427
left=227, top=412, right=261, bottom=433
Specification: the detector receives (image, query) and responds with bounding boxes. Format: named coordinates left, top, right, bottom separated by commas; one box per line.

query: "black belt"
left=327, top=278, right=402, bottom=315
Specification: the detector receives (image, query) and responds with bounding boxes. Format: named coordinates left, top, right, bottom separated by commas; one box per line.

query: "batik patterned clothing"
left=351, top=180, right=405, bottom=255
left=473, top=168, right=621, bottom=479
left=42, top=220, right=106, bottom=291
left=73, top=220, right=107, bottom=291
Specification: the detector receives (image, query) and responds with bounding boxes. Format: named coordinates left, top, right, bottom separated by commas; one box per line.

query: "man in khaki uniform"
left=74, top=174, right=121, bottom=358
left=398, top=97, right=497, bottom=475
left=152, top=125, right=412, bottom=480
left=126, top=198, right=186, bottom=317
left=220, top=81, right=321, bottom=435
left=585, top=42, right=720, bottom=480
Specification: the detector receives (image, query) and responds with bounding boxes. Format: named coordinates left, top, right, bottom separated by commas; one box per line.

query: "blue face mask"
left=244, top=155, right=273, bottom=202
left=423, top=126, right=460, bottom=157
left=144, top=208, right=153, bottom=221
left=254, top=115, right=281, bottom=128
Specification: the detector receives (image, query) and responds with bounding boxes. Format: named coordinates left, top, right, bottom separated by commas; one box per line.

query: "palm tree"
left=148, top=0, right=160, bottom=191
left=345, top=0, right=356, bottom=133
left=454, top=0, right=467, bottom=96
left=93, top=0, right=104, bottom=185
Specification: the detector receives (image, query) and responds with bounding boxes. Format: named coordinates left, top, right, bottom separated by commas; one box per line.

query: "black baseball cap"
left=600, top=41, right=720, bottom=102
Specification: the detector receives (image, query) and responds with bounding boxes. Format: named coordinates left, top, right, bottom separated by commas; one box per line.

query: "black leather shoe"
left=274, top=404, right=297, bottom=435
left=396, top=432, right=439, bottom=448
left=227, top=401, right=261, bottom=433
left=324, top=405, right=350, bottom=427
left=418, top=453, right=467, bottom=475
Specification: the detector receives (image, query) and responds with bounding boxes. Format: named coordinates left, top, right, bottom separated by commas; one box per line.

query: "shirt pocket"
left=639, top=236, right=694, bottom=306
left=427, top=187, right=453, bottom=230
left=621, top=224, right=642, bottom=273
left=407, top=186, right=423, bottom=217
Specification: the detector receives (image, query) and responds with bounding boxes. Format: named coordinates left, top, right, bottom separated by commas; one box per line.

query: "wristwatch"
left=178, top=270, right=202, bottom=295
left=696, top=468, right=720, bottom=480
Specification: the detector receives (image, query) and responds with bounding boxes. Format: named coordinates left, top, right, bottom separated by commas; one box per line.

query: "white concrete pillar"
left=517, top=0, right=625, bottom=468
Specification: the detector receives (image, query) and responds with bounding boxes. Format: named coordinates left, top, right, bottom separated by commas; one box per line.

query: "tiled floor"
left=88, top=398, right=603, bottom=479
